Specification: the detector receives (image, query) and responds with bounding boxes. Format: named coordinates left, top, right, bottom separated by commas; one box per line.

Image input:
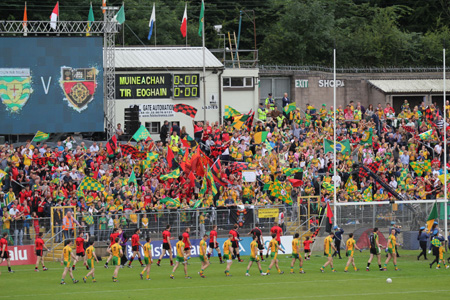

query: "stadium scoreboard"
left=116, top=73, right=200, bottom=100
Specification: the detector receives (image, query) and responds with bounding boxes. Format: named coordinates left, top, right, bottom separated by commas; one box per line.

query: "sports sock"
left=35, top=267, right=38, bottom=270
left=266, top=268, right=271, bottom=273
left=300, top=267, right=303, bottom=271
left=218, top=254, right=222, bottom=262
left=260, top=253, right=264, bottom=260
left=259, top=269, right=263, bottom=274
left=43, top=265, right=46, bottom=269
left=354, top=267, right=357, bottom=271
left=237, top=254, right=241, bottom=260
left=290, top=268, right=293, bottom=272
left=8, top=267, right=11, bottom=272
left=146, top=275, right=149, bottom=279
left=277, top=268, right=281, bottom=273
left=157, top=259, right=161, bottom=264
left=138, top=258, right=143, bottom=265
left=207, top=253, right=211, bottom=259
left=321, top=266, right=325, bottom=269
left=105, top=262, right=109, bottom=266
left=246, top=269, right=249, bottom=273
left=378, top=264, right=382, bottom=269
left=128, top=258, right=134, bottom=265
left=366, top=263, right=370, bottom=268
left=344, top=267, right=348, bottom=271
left=141, top=270, right=144, bottom=275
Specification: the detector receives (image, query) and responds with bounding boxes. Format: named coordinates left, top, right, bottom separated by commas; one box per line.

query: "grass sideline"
left=0, top=250, right=448, bottom=299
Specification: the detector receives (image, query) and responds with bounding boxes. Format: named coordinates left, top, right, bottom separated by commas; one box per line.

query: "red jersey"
left=229, top=229, right=238, bottom=241
left=162, top=230, right=171, bottom=243
left=182, top=232, right=190, bottom=247
left=75, top=237, right=85, bottom=253
left=209, top=230, right=218, bottom=244
left=270, top=226, right=282, bottom=243
left=110, top=232, right=119, bottom=246
left=131, top=234, right=140, bottom=247
left=303, top=240, right=313, bottom=250
left=35, top=237, right=44, bottom=250
left=0, top=238, right=8, bottom=252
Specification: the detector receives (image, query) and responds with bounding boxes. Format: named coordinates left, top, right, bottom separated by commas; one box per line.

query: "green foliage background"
left=1, top=0, right=449, bottom=67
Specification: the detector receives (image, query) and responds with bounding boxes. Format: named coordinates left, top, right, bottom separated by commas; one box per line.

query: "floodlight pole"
left=333, top=48, right=337, bottom=224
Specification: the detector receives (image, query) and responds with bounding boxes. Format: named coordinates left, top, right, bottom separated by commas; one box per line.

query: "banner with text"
left=133, top=104, right=175, bottom=118
left=0, top=245, right=37, bottom=266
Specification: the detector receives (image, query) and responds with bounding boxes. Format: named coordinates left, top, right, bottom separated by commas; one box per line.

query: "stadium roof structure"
left=115, top=47, right=224, bottom=69
left=368, top=79, right=450, bottom=93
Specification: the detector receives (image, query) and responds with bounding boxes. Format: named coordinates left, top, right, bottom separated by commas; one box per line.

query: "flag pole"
left=154, top=4, right=157, bottom=47
left=333, top=47, right=337, bottom=225
left=202, top=0, right=206, bottom=122
left=444, top=44, right=447, bottom=242
left=186, top=2, right=188, bottom=47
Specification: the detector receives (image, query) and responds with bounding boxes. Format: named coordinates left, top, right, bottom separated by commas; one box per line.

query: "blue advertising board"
left=0, top=37, right=104, bottom=134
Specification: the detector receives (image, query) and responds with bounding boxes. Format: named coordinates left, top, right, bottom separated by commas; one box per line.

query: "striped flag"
left=160, top=168, right=181, bottom=181
left=362, top=185, right=373, bottom=202
left=426, top=202, right=438, bottom=232
left=86, top=2, right=94, bottom=36
left=50, top=2, right=59, bottom=30
left=224, top=105, right=240, bottom=119
left=206, top=165, right=218, bottom=195
left=33, top=131, right=49, bottom=142
left=148, top=3, right=156, bottom=40
left=199, top=176, right=207, bottom=197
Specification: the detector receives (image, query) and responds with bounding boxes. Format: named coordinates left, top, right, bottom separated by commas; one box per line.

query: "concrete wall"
left=222, top=68, right=259, bottom=114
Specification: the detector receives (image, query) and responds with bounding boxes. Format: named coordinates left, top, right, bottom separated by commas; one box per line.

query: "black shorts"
left=76, top=252, right=85, bottom=257
left=132, top=245, right=139, bottom=252
left=369, top=247, right=378, bottom=255
left=209, top=242, right=219, bottom=249
left=257, top=241, right=264, bottom=250
left=304, top=249, right=310, bottom=253
left=1, top=251, right=9, bottom=259
left=36, top=250, right=43, bottom=257
left=231, top=241, right=238, bottom=248
left=184, top=246, right=191, bottom=251
left=163, top=243, right=171, bottom=251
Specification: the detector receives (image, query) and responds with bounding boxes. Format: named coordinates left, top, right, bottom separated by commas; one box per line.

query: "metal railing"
left=1, top=217, right=52, bottom=246
left=0, top=20, right=118, bottom=34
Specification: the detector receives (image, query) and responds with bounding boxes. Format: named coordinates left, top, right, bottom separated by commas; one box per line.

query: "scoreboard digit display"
left=173, top=74, right=200, bottom=99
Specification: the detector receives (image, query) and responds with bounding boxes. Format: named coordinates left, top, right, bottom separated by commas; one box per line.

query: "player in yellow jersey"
left=140, top=237, right=153, bottom=280
left=320, top=232, right=337, bottom=273
left=60, top=240, right=79, bottom=284
left=170, top=236, right=191, bottom=279
left=223, top=234, right=233, bottom=276
left=290, top=233, right=305, bottom=274
left=246, top=235, right=267, bottom=276
left=437, top=242, right=449, bottom=269
left=83, top=241, right=99, bottom=283
left=266, top=233, right=285, bottom=275
left=344, top=233, right=361, bottom=272
left=198, top=234, right=210, bottom=278
left=384, top=229, right=399, bottom=271
left=108, top=237, right=123, bottom=282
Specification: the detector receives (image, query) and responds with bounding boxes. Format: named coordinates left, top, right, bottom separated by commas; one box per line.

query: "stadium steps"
left=43, top=244, right=65, bottom=262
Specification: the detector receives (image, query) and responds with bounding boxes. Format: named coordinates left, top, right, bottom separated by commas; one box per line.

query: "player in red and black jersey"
left=249, top=226, right=266, bottom=262
left=229, top=224, right=243, bottom=262
left=35, top=232, right=49, bottom=271
left=128, top=228, right=144, bottom=268
left=72, top=231, right=87, bottom=271
left=0, top=233, right=13, bottom=273
left=157, top=224, right=174, bottom=266
left=207, top=225, right=223, bottom=263
left=270, top=223, right=283, bottom=247
left=182, top=227, right=192, bottom=260
left=105, top=228, right=121, bottom=268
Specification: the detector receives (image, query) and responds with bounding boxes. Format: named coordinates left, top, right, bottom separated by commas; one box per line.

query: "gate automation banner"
left=0, top=37, right=104, bottom=134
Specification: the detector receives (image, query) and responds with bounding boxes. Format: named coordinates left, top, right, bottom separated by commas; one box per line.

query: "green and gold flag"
left=270, top=179, right=292, bottom=205
left=324, top=139, right=351, bottom=155
left=322, top=182, right=334, bottom=194
left=128, top=169, right=137, bottom=187
left=206, top=165, right=218, bottom=195
left=199, top=176, right=207, bottom=197
left=224, top=105, right=240, bottom=119
left=79, top=176, right=104, bottom=191
left=360, top=128, right=373, bottom=145
left=86, top=2, right=94, bottom=36
left=142, top=152, right=159, bottom=170
left=345, top=176, right=357, bottom=194
left=410, top=161, right=423, bottom=176
left=160, top=168, right=181, bottom=181
left=132, top=125, right=152, bottom=142
left=33, top=131, right=49, bottom=142
left=362, top=185, right=373, bottom=202
left=282, top=167, right=303, bottom=177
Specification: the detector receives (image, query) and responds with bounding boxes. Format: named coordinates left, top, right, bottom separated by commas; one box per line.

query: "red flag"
left=167, top=147, right=174, bottom=169
left=188, top=172, right=196, bottom=188
left=180, top=3, right=187, bottom=38
left=287, top=178, right=303, bottom=187
left=326, top=202, right=333, bottom=224
left=106, top=135, right=117, bottom=155
left=23, top=3, right=28, bottom=29
left=180, top=148, right=190, bottom=172
left=181, top=138, right=190, bottom=149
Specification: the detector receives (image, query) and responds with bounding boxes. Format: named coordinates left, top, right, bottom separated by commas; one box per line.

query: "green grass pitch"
left=0, top=250, right=448, bottom=299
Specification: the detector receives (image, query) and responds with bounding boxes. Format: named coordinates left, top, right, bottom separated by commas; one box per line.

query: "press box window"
left=145, top=122, right=160, bottom=134
left=223, top=77, right=254, bottom=88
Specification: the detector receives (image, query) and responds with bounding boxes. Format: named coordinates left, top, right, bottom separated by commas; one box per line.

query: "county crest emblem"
left=0, top=68, right=33, bottom=113
left=60, top=67, right=98, bottom=112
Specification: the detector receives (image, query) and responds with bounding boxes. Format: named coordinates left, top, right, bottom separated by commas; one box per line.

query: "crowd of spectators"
left=0, top=96, right=448, bottom=245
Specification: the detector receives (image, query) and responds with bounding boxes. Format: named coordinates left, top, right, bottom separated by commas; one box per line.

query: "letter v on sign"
left=41, top=77, right=52, bottom=94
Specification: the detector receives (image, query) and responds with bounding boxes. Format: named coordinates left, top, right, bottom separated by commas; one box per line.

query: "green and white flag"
left=113, top=4, right=125, bottom=24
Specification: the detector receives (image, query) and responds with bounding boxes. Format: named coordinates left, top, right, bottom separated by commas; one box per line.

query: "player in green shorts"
left=266, top=233, right=285, bottom=274
left=170, top=236, right=190, bottom=279
left=290, top=233, right=305, bottom=274
left=246, top=235, right=267, bottom=276
left=140, top=237, right=153, bottom=280
left=198, top=235, right=210, bottom=278
left=83, top=241, right=99, bottom=283
left=384, top=229, right=399, bottom=271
